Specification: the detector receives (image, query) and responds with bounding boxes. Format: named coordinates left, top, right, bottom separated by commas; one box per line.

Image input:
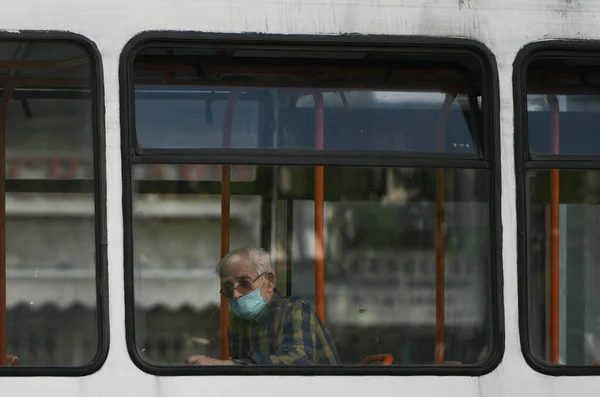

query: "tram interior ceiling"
left=125, top=44, right=497, bottom=370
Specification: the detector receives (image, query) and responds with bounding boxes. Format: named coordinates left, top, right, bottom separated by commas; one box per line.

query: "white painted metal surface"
left=1, top=0, right=599, bottom=395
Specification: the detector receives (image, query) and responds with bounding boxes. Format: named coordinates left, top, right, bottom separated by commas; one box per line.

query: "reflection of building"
left=3, top=85, right=99, bottom=365
left=6, top=190, right=259, bottom=365
left=325, top=250, right=485, bottom=327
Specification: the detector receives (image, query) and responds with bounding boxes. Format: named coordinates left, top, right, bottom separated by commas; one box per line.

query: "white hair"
left=216, top=246, right=274, bottom=277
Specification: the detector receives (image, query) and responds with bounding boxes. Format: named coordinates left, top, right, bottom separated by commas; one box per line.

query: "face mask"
left=229, top=277, right=267, bottom=320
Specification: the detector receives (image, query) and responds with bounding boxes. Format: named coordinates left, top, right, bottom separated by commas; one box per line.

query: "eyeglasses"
left=219, top=272, right=266, bottom=299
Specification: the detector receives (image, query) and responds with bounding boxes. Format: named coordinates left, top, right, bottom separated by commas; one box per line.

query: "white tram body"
left=0, top=0, right=599, bottom=396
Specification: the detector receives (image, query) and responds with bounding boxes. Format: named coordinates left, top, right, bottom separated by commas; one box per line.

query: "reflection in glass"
left=526, top=170, right=600, bottom=365
left=3, top=42, right=98, bottom=367
left=133, top=48, right=481, bottom=156
left=135, top=88, right=475, bottom=154
left=132, top=164, right=493, bottom=365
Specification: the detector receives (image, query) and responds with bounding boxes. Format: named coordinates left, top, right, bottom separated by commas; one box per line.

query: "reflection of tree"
left=322, top=167, right=492, bottom=364
left=323, top=167, right=431, bottom=279
left=325, top=167, right=475, bottom=255
left=582, top=171, right=600, bottom=204
left=530, top=170, right=600, bottom=204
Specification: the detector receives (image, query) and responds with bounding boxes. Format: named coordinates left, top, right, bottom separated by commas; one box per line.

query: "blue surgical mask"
left=228, top=277, right=267, bottom=320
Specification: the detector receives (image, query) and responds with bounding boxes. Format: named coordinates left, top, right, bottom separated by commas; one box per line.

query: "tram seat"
left=6, top=355, right=20, bottom=366
left=358, top=355, right=463, bottom=366
left=359, top=354, right=394, bottom=366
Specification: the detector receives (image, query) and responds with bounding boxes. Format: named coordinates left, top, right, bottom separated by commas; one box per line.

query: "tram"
left=1, top=0, right=600, bottom=396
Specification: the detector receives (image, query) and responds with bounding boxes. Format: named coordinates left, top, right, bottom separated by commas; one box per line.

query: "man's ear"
left=266, top=272, right=276, bottom=289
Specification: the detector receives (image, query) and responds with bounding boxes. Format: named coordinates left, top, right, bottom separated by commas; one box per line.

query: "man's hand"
left=186, top=355, right=234, bottom=366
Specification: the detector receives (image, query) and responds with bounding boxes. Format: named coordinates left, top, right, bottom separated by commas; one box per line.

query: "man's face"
left=220, top=255, right=274, bottom=300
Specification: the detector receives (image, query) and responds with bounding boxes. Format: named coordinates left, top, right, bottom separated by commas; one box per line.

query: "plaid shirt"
left=228, top=291, right=341, bottom=365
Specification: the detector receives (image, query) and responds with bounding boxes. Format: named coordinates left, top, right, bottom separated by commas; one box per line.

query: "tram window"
left=522, top=54, right=600, bottom=370
left=131, top=165, right=493, bottom=367
left=125, top=41, right=499, bottom=373
left=0, top=40, right=103, bottom=370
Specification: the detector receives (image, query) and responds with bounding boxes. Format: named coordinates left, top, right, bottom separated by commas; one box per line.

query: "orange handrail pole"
left=548, top=95, right=560, bottom=364
left=434, top=167, right=445, bottom=364
left=313, top=91, right=325, bottom=322
left=0, top=85, right=13, bottom=367
left=220, top=89, right=241, bottom=360
left=435, top=94, right=455, bottom=364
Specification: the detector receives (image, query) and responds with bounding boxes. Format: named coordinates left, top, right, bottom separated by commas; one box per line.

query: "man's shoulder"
left=276, top=295, right=315, bottom=314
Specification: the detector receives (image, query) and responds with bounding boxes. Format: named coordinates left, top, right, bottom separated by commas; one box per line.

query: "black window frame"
left=120, top=31, right=503, bottom=377
left=514, top=40, right=600, bottom=376
left=0, top=32, right=108, bottom=377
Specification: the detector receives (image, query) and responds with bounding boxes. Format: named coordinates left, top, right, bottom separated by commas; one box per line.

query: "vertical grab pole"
left=548, top=95, right=560, bottom=364
left=313, top=91, right=325, bottom=322
left=435, top=94, right=455, bottom=364
left=0, top=85, right=13, bottom=366
left=220, top=89, right=241, bottom=360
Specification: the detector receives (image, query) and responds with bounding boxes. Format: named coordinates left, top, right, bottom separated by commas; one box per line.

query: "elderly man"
left=187, top=246, right=341, bottom=366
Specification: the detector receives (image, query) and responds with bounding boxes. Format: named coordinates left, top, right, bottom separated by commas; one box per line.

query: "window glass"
left=128, top=46, right=496, bottom=369
left=135, top=89, right=261, bottom=149
left=2, top=41, right=100, bottom=367
left=132, top=164, right=493, bottom=365
left=525, top=57, right=600, bottom=367
left=526, top=170, right=600, bottom=365
left=133, top=54, right=481, bottom=156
